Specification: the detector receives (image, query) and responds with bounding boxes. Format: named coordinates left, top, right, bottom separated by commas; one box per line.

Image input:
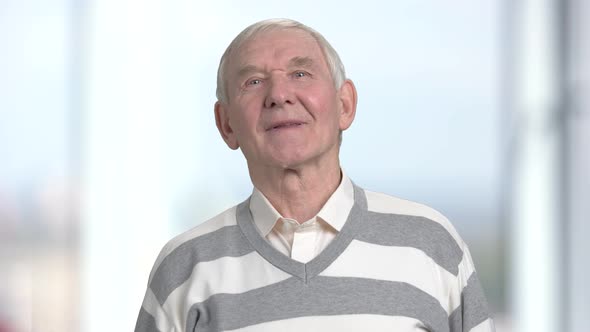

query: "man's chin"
left=257, top=146, right=337, bottom=171
left=259, top=153, right=312, bottom=171
left=273, top=156, right=309, bottom=170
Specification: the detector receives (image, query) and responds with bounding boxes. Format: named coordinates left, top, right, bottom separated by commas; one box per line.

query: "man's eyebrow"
left=288, top=56, right=315, bottom=68
left=235, top=57, right=315, bottom=78
left=236, top=65, right=261, bottom=79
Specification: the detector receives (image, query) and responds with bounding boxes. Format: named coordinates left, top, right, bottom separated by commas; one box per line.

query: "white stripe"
left=149, top=206, right=238, bottom=283
left=320, top=239, right=459, bottom=314
left=223, top=314, right=427, bottom=332
left=141, top=288, right=174, bottom=332
left=162, top=251, right=292, bottom=331
left=469, top=317, right=496, bottom=332
left=364, top=190, right=464, bottom=248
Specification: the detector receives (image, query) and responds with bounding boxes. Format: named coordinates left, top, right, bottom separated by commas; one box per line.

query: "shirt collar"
left=249, top=169, right=354, bottom=237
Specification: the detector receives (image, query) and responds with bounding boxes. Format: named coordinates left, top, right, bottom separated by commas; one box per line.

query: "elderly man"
left=135, top=19, right=495, bottom=332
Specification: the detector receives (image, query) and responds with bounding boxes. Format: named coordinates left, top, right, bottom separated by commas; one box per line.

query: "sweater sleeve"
left=134, top=244, right=177, bottom=332
left=448, top=242, right=496, bottom=332
left=134, top=287, right=175, bottom=332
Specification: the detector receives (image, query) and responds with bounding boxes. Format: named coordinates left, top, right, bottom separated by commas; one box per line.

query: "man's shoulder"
left=148, top=203, right=240, bottom=280
left=174, top=204, right=238, bottom=242
left=171, top=204, right=239, bottom=244
left=363, top=189, right=449, bottom=223
left=362, top=188, right=464, bottom=247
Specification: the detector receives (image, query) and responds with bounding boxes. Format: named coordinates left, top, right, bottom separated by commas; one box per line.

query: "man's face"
left=215, top=28, right=356, bottom=171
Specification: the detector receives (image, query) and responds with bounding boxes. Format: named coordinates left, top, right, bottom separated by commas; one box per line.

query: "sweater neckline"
left=236, top=182, right=367, bottom=283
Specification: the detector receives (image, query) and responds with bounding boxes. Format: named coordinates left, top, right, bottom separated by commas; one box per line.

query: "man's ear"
left=338, top=79, right=357, bottom=131
left=214, top=101, right=240, bottom=150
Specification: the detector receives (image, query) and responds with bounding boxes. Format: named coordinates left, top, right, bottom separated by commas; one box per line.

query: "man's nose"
left=264, top=76, right=294, bottom=108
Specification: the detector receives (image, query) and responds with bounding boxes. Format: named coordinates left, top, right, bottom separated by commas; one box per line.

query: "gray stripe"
left=185, top=276, right=450, bottom=332
left=448, top=272, right=491, bottom=332
left=351, top=180, right=368, bottom=210
left=150, top=225, right=254, bottom=305
left=356, top=211, right=463, bottom=276
left=135, top=307, right=160, bottom=332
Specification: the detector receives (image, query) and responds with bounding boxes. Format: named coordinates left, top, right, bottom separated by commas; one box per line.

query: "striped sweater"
left=135, top=182, right=495, bottom=332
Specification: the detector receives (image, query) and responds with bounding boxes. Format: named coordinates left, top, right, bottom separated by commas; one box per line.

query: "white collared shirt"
left=249, top=170, right=355, bottom=263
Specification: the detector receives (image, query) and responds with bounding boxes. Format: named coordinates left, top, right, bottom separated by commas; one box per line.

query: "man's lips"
left=266, top=121, right=306, bottom=131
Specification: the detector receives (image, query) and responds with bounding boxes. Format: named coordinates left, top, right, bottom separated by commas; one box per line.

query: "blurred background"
left=0, top=0, right=588, bottom=331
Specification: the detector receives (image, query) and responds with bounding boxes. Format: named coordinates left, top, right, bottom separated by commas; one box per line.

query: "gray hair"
left=216, top=18, right=347, bottom=103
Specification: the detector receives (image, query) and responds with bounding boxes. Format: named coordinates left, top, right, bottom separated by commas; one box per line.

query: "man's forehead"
left=229, top=28, right=324, bottom=70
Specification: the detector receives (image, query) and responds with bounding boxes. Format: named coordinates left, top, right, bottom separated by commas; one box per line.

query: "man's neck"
left=249, top=158, right=342, bottom=224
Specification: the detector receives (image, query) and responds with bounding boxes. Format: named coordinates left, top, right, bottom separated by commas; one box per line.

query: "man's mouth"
left=273, top=123, right=302, bottom=129
left=267, top=122, right=305, bottom=131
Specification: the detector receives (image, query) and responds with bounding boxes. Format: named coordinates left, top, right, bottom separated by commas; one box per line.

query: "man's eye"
left=247, top=79, right=261, bottom=86
left=294, top=71, right=307, bottom=78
